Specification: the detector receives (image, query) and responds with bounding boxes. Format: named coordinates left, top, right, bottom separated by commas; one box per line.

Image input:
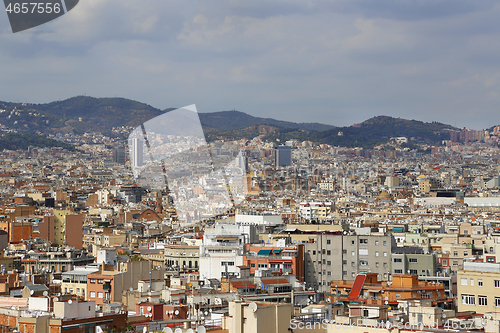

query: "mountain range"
left=0, top=96, right=462, bottom=149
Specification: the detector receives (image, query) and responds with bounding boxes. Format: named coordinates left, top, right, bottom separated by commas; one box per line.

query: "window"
left=359, top=260, right=368, bottom=266
left=383, top=263, right=387, bottom=268
left=342, top=249, right=347, bottom=254
left=383, top=241, right=387, bottom=246
left=383, top=252, right=387, bottom=257
left=453, top=261, right=458, bottom=266
left=90, top=291, right=96, bottom=298
left=351, top=251, right=355, bottom=256
left=464, top=251, right=468, bottom=256
left=461, top=278, right=467, bottom=286
left=479, top=296, right=487, bottom=306
left=82, top=289, right=85, bottom=295
left=98, top=279, right=103, bottom=284
left=409, top=269, right=417, bottom=275
left=250, top=263, right=255, bottom=268
left=327, top=240, right=331, bottom=245
left=69, top=288, right=73, bottom=293
left=395, top=293, right=401, bottom=298
left=313, top=251, right=316, bottom=255
left=342, top=260, right=347, bottom=264
left=478, top=279, right=483, bottom=287
left=327, top=271, right=331, bottom=276
left=98, top=292, right=103, bottom=298
left=461, top=294, right=475, bottom=305
left=375, top=262, right=379, bottom=267
left=342, top=271, right=347, bottom=276
left=375, top=241, right=379, bottom=246
left=360, top=239, right=368, bottom=244
left=394, top=258, right=403, bottom=263
left=496, top=297, right=500, bottom=307
left=409, top=258, right=418, bottom=263
left=495, top=280, right=500, bottom=288
left=351, top=262, right=355, bottom=267
left=327, top=261, right=331, bottom=265
left=327, top=250, right=331, bottom=255
left=351, top=240, right=355, bottom=245
left=395, top=269, right=403, bottom=273
left=375, top=252, right=379, bottom=257
left=90, top=279, right=95, bottom=283
left=453, top=251, right=458, bottom=256
left=470, top=278, right=474, bottom=287
left=490, top=247, right=494, bottom=252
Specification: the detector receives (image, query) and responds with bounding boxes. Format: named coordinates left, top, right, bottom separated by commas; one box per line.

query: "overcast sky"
left=1, top=0, right=500, bottom=129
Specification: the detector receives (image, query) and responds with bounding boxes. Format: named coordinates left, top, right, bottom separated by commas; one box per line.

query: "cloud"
left=0, top=0, right=499, bottom=129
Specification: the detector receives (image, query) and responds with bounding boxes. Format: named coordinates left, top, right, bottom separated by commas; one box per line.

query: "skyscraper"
left=113, top=146, right=126, bottom=164
left=131, top=138, right=143, bottom=168
left=275, top=146, right=292, bottom=168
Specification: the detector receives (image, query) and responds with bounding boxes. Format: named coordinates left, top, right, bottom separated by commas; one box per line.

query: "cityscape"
left=0, top=100, right=497, bottom=333
left=2, top=1, right=500, bottom=333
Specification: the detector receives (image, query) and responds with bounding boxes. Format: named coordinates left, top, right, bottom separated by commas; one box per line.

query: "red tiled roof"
left=261, top=278, right=289, bottom=285
left=231, top=280, right=256, bottom=289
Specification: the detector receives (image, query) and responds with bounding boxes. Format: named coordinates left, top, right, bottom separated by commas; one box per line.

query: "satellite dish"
left=385, top=301, right=388, bottom=305
left=268, top=234, right=272, bottom=239
left=174, top=329, right=182, bottom=333
left=204, top=311, right=208, bottom=316
left=188, top=282, right=192, bottom=287
left=68, top=300, right=73, bottom=305
left=129, top=287, right=133, bottom=291
left=197, top=326, right=206, bottom=333
left=385, top=296, right=388, bottom=301
left=186, top=329, right=194, bottom=333
left=43, top=291, right=48, bottom=296
left=147, top=306, right=152, bottom=311
left=54, top=297, right=59, bottom=302
left=30, top=290, right=34, bottom=295
left=174, top=309, right=179, bottom=315
left=249, top=302, right=258, bottom=313
left=163, top=328, right=173, bottom=333
left=96, top=327, right=103, bottom=333
left=442, top=314, right=446, bottom=319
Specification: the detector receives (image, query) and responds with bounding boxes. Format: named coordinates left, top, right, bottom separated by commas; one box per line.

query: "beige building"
left=457, top=262, right=500, bottom=314
left=61, top=267, right=99, bottom=300
left=164, top=244, right=199, bottom=272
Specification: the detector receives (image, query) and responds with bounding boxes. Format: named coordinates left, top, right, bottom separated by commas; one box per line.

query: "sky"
left=1, top=0, right=500, bottom=130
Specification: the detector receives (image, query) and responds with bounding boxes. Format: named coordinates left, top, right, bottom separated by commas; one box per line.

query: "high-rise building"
left=112, top=146, right=126, bottom=164
left=275, top=146, right=292, bottom=168
left=131, top=138, right=143, bottom=168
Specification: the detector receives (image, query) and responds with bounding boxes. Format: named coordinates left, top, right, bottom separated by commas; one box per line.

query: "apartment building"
left=87, top=261, right=164, bottom=306
left=330, top=273, right=450, bottom=308
left=164, top=244, right=200, bottom=272
left=304, top=234, right=395, bottom=292
left=199, top=223, right=257, bottom=283
left=457, top=262, right=500, bottom=314
left=391, top=251, right=437, bottom=276
left=61, top=267, right=99, bottom=300
left=244, top=244, right=304, bottom=282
